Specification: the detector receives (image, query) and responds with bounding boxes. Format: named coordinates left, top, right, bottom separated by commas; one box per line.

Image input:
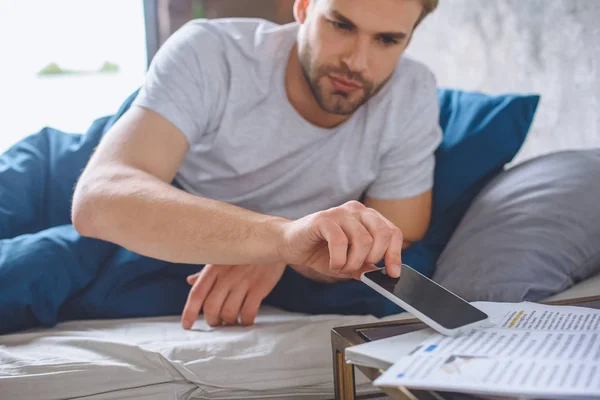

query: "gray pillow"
left=433, top=150, right=600, bottom=302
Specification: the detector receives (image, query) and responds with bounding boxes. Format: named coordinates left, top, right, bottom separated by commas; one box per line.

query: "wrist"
left=261, top=215, right=290, bottom=264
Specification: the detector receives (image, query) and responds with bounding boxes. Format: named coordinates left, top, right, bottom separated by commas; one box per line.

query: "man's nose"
left=341, top=36, right=369, bottom=75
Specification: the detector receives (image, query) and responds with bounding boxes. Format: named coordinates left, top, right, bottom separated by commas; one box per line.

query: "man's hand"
left=277, top=201, right=403, bottom=280
left=289, top=264, right=350, bottom=284
left=181, top=263, right=286, bottom=329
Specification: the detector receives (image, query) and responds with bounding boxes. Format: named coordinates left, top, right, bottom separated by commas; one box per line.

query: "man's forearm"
left=72, top=167, right=288, bottom=265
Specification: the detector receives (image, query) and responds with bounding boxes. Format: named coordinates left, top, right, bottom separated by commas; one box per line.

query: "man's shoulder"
left=370, top=56, right=438, bottom=110
left=176, top=18, right=296, bottom=53
left=364, top=56, right=440, bottom=146
left=391, top=56, right=437, bottom=94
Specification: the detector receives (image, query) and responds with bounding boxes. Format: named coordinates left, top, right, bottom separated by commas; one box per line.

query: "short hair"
left=415, top=0, right=439, bottom=28
left=307, top=0, right=439, bottom=29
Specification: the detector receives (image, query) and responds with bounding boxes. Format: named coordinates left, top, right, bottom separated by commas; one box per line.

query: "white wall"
left=405, top=0, right=600, bottom=164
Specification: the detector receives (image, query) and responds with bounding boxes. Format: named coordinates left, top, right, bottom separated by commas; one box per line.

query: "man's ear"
left=293, top=0, right=310, bottom=24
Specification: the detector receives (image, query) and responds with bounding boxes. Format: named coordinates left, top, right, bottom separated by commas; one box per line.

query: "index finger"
left=383, top=225, right=403, bottom=278
left=181, top=265, right=219, bottom=329
left=316, top=218, right=349, bottom=271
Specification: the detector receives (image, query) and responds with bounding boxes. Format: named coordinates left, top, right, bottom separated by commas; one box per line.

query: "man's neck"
left=285, top=45, right=350, bottom=129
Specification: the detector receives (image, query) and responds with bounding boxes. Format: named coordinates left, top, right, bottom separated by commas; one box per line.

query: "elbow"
left=71, top=163, right=138, bottom=240
left=404, top=215, right=431, bottom=245
left=412, top=225, right=429, bottom=243
left=71, top=180, right=101, bottom=239
left=71, top=202, right=96, bottom=238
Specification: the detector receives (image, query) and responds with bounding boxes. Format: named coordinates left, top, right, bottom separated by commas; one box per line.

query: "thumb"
left=186, top=272, right=201, bottom=285
left=187, top=264, right=225, bottom=285
left=351, top=263, right=379, bottom=281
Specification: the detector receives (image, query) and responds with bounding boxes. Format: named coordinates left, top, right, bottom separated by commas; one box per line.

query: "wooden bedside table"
left=331, top=295, right=600, bottom=400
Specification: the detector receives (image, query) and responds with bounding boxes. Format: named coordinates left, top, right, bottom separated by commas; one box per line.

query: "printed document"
left=374, top=301, right=600, bottom=399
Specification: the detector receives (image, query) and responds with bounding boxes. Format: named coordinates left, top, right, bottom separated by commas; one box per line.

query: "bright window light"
left=0, top=0, right=147, bottom=152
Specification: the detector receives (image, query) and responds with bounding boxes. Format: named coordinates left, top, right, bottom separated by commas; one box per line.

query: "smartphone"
left=361, top=265, right=489, bottom=337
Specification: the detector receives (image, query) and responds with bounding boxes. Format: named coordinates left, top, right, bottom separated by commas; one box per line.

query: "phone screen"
left=363, top=267, right=488, bottom=330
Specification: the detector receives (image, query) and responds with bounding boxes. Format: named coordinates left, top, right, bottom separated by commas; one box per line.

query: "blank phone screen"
left=364, top=267, right=488, bottom=329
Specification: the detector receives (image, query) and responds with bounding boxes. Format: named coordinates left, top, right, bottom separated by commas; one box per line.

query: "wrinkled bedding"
left=0, top=306, right=402, bottom=399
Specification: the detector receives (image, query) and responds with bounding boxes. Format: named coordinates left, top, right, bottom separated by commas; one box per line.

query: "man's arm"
left=72, top=106, right=285, bottom=266
left=72, top=106, right=404, bottom=279
left=362, top=66, right=440, bottom=249
left=364, top=190, right=432, bottom=248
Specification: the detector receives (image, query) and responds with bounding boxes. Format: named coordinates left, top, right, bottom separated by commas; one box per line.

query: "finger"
left=383, top=225, right=403, bottom=278
left=351, top=263, right=379, bottom=281
left=240, top=292, right=263, bottom=326
left=338, top=215, right=373, bottom=275
left=202, top=273, right=233, bottom=327
left=316, top=218, right=348, bottom=270
left=238, top=265, right=283, bottom=325
left=220, top=283, right=248, bottom=325
left=181, top=265, right=220, bottom=329
left=187, top=272, right=201, bottom=285
left=359, top=209, right=394, bottom=265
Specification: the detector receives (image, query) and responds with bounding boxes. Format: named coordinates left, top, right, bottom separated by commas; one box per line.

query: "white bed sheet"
left=0, top=306, right=405, bottom=400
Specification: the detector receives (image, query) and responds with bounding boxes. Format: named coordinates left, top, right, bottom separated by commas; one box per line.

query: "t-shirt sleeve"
left=132, top=21, right=228, bottom=144
left=366, top=68, right=442, bottom=200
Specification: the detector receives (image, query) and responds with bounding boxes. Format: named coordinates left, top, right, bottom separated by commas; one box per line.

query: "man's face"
left=296, top=0, right=423, bottom=115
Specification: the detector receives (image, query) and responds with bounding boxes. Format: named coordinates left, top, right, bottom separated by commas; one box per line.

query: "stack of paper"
left=348, top=301, right=600, bottom=399
left=345, top=328, right=435, bottom=370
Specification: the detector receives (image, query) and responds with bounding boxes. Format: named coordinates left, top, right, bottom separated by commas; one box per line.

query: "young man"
left=72, top=0, right=441, bottom=329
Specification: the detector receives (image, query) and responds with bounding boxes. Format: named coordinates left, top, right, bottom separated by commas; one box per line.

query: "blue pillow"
left=399, top=90, right=541, bottom=278
left=264, top=89, right=540, bottom=317
left=435, top=89, right=541, bottom=212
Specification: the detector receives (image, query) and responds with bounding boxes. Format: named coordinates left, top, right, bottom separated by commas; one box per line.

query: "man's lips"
left=329, top=75, right=363, bottom=92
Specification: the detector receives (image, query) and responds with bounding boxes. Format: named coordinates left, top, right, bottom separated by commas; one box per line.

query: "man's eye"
left=379, top=36, right=398, bottom=46
left=331, top=21, right=352, bottom=31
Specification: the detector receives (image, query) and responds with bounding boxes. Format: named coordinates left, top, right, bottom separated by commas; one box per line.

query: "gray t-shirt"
left=133, top=18, right=442, bottom=220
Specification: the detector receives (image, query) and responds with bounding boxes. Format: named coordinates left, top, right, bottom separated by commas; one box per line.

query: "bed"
left=0, top=307, right=394, bottom=400
left=2, top=1, right=600, bottom=399
left=1, top=275, right=599, bottom=400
